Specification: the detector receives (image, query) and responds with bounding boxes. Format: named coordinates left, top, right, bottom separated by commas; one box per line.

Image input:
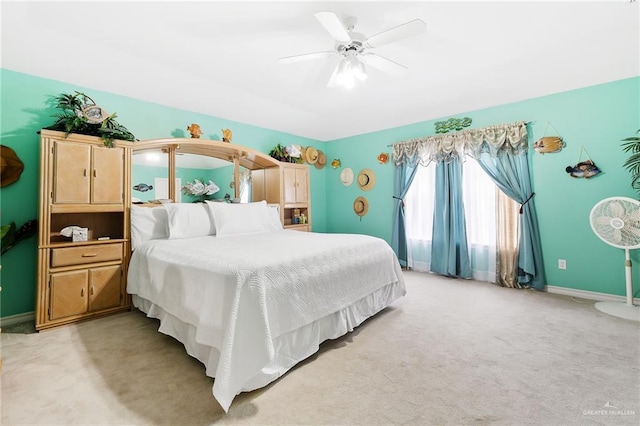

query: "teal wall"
left=324, top=77, right=640, bottom=298
left=1, top=68, right=638, bottom=318
left=0, top=69, right=325, bottom=318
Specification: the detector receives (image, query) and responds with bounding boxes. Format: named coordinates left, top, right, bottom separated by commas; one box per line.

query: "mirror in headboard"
left=132, top=148, right=168, bottom=203
left=131, top=138, right=281, bottom=204
left=175, top=152, right=236, bottom=203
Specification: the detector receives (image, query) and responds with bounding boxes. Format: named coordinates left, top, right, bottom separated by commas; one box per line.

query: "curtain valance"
left=392, top=121, right=529, bottom=166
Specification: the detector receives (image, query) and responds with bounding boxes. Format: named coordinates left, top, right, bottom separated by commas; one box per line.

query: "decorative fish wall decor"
left=566, top=146, right=602, bottom=179
left=565, top=160, right=602, bottom=179
left=534, top=136, right=565, bottom=154
left=222, top=128, right=233, bottom=143
left=133, top=183, right=154, bottom=192
left=187, top=123, right=202, bottom=138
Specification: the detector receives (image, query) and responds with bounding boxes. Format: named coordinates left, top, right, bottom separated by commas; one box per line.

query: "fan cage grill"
left=590, top=197, right=640, bottom=249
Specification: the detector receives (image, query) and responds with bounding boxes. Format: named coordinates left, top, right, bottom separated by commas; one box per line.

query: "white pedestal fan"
left=590, top=196, right=640, bottom=321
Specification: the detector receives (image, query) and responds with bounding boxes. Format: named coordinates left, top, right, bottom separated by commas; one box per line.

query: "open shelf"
left=49, top=212, right=125, bottom=243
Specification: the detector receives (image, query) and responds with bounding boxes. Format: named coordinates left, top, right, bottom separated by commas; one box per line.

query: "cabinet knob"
left=80, top=288, right=84, bottom=297
left=81, top=253, right=98, bottom=257
left=83, top=169, right=87, bottom=177
left=90, top=286, right=94, bottom=296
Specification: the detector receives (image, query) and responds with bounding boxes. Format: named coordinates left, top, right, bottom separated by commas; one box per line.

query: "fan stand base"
left=594, top=302, right=640, bottom=322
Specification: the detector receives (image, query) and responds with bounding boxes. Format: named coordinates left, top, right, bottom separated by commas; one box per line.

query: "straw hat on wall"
left=353, top=196, right=369, bottom=217
left=340, top=168, right=354, bottom=186
left=315, top=150, right=326, bottom=169
left=305, top=146, right=319, bottom=164
left=1, top=145, right=24, bottom=187
left=357, top=169, right=376, bottom=191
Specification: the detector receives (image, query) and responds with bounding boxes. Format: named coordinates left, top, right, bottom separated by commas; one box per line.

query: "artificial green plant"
left=44, top=91, right=136, bottom=147
left=268, top=143, right=303, bottom=163
left=621, top=129, right=640, bottom=196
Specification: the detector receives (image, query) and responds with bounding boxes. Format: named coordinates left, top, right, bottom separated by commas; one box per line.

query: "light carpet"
left=1, top=271, right=639, bottom=425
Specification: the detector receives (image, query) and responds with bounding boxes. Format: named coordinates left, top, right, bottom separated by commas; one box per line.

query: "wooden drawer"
left=51, top=243, right=123, bottom=267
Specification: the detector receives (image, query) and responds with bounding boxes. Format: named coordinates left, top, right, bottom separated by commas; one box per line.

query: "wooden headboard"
left=132, top=138, right=282, bottom=202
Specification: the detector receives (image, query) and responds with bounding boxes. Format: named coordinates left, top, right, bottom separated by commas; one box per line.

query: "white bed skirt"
left=132, top=279, right=404, bottom=409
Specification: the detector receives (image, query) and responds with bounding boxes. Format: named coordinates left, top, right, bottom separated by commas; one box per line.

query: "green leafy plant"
left=268, top=143, right=303, bottom=163
left=268, top=143, right=288, bottom=161
left=621, top=129, right=640, bottom=194
left=1, top=219, right=37, bottom=255
left=44, top=91, right=136, bottom=147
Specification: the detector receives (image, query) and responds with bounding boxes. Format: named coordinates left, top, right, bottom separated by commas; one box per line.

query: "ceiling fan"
left=279, top=11, right=427, bottom=89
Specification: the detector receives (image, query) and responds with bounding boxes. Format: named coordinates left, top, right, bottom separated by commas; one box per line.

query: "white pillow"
left=164, top=203, right=216, bottom=239
left=130, top=205, right=169, bottom=250
left=206, top=200, right=281, bottom=237
left=267, top=204, right=283, bottom=231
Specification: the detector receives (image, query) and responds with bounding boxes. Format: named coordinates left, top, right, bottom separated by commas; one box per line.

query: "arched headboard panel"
left=132, top=138, right=282, bottom=202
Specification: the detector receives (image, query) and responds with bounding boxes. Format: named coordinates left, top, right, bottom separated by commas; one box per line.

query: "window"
left=405, top=158, right=497, bottom=282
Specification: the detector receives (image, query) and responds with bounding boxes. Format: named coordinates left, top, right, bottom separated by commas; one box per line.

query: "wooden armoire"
left=35, top=130, right=132, bottom=330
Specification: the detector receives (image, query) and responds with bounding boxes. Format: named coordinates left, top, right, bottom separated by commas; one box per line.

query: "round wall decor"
left=315, top=150, right=326, bottom=169
left=354, top=196, right=369, bottom=217
left=357, top=168, right=376, bottom=191
left=1, top=145, right=24, bottom=187
left=340, top=168, right=354, bottom=186
left=305, top=146, right=319, bottom=164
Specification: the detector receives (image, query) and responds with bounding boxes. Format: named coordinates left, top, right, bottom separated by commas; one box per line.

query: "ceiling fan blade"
left=314, top=11, right=351, bottom=43
left=361, top=53, right=407, bottom=77
left=278, top=51, right=336, bottom=64
left=365, top=19, right=427, bottom=48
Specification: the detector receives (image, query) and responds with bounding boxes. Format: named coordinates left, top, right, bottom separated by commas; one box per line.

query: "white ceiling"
left=2, top=1, right=638, bottom=141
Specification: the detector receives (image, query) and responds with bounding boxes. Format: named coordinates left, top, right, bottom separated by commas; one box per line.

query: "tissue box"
left=72, top=228, right=89, bottom=242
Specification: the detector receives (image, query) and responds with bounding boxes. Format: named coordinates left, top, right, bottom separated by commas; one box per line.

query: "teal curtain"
left=475, top=151, right=546, bottom=290
left=391, top=161, right=419, bottom=267
left=392, top=121, right=544, bottom=288
left=430, top=159, right=473, bottom=279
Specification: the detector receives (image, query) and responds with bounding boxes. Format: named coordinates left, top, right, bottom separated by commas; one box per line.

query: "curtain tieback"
left=519, top=192, right=535, bottom=214
left=392, top=195, right=405, bottom=208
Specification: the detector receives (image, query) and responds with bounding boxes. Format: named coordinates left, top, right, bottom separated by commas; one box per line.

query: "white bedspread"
left=127, top=230, right=405, bottom=411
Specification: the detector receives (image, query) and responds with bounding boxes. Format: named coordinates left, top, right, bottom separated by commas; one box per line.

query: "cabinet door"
left=50, top=270, right=89, bottom=320
left=53, top=142, right=91, bottom=204
left=283, top=167, right=297, bottom=204
left=294, top=168, right=308, bottom=203
left=92, top=146, right=124, bottom=204
left=88, top=265, right=122, bottom=312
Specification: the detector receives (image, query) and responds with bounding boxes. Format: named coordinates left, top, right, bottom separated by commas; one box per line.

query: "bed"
left=127, top=200, right=405, bottom=411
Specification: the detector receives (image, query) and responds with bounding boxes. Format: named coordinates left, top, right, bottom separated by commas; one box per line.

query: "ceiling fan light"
left=335, top=56, right=364, bottom=87
left=354, top=60, right=367, bottom=81
left=335, top=58, right=349, bottom=78
left=347, top=56, right=367, bottom=81
left=336, top=58, right=353, bottom=86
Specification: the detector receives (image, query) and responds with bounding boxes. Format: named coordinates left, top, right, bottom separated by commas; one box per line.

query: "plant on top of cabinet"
left=268, top=143, right=304, bottom=163
left=43, top=91, right=137, bottom=147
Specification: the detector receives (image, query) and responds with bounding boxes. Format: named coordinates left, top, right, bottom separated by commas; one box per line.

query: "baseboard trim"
left=0, top=311, right=35, bottom=327
left=547, top=286, right=639, bottom=304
